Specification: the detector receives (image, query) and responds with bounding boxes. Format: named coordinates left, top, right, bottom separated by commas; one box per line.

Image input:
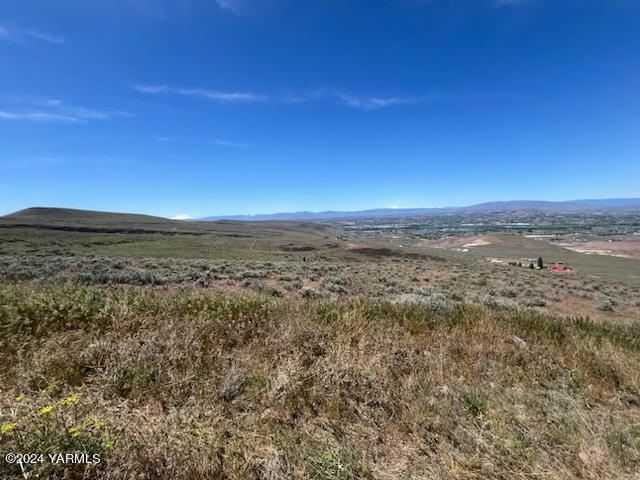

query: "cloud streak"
left=215, top=0, right=246, bottom=14
left=38, top=99, right=131, bottom=120
left=0, top=111, right=80, bottom=123
left=212, top=0, right=534, bottom=16
left=334, top=93, right=421, bottom=110
left=310, top=89, right=459, bottom=110
left=0, top=99, right=132, bottom=124
left=133, top=84, right=267, bottom=103
left=0, top=24, right=64, bottom=44
left=214, top=139, right=250, bottom=148
left=134, top=84, right=456, bottom=110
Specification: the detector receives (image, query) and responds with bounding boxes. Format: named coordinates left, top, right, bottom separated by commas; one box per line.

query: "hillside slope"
left=3, top=207, right=181, bottom=228
left=1, top=284, right=639, bottom=479
left=1, top=207, right=336, bottom=237
left=0, top=207, right=339, bottom=260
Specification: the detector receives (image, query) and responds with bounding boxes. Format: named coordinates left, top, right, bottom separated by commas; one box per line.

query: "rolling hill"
left=4, top=207, right=178, bottom=226
left=0, top=206, right=336, bottom=238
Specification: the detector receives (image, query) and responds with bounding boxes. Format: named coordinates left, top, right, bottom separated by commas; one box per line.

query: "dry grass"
left=2, top=254, right=639, bottom=325
left=1, top=283, right=640, bottom=479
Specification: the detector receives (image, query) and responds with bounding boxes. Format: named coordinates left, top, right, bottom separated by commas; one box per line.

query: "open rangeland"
left=1, top=208, right=640, bottom=479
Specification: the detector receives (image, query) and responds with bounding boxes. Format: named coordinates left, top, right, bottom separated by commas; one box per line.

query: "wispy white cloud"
left=282, top=88, right=456, bottom=109
left=38, top=99, right=132, bottom=120
left=133, top=84, right=267, bottom=102
left=134, top=85, right=168, bottom=94
left=334, top=91, right=459, bottom=110
left=0, top=23, right=64, bottom=45
left=0, top=111, right=80, bottom=123
left=215, top=0, right=241, bottom=13
left=134, top=84, right=458, bottom=110
left=335, top=94, right=419, bottom=110
left=214, top=139, right=250, bottom=148
left=213, top=0, right=534, bottom=16
left=0, top=99, right=132, bottom=124
left=214, top=0, right=257, bottom=15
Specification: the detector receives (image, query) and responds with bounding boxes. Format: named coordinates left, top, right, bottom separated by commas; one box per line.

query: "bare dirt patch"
left=559, top=240, right=640, bottom=260
left=417, top=235, right=503, bottom=249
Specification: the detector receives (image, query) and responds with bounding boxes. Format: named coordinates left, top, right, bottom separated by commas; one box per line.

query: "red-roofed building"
left=548, top=262, right=575, bottom=273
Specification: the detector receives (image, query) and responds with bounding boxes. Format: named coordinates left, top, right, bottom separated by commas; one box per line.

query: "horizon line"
left=3, top=196, right=640, bottom=220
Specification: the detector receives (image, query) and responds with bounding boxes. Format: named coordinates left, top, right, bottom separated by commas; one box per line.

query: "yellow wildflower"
left=95, top=419, right=106, bottom=429
left=1, top=422, right=18, bottom=434
left=105, top=440, right=115, bottom=450
left=60, top=394, right=80, bottom=406
left=15, top=395, right=25, bottom=403
left=68, top=426, right=81, bottom=438
left=38, top=405, right=55, bottom=416
left=79, top=415, right=93, bottom=428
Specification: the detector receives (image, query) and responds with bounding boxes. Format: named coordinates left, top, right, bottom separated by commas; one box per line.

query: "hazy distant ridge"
left=202, top=198, right=640, bottom=221
left=202, top=207, right=457, bottom=222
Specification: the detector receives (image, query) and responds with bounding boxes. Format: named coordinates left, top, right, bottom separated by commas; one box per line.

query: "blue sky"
left=1, top=0, right=639, bottom=218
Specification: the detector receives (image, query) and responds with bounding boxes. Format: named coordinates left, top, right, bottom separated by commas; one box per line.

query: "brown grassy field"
left=2, top=249, right=638, bottom=324
left=1, top=284, right=640, bottom=479
left=1, top=209, right=640, bottom=478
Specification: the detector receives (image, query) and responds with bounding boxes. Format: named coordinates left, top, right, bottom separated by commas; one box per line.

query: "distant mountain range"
left=201, top=198, right=640, bottom=221
left=203, top=207, right=457, bottom=221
